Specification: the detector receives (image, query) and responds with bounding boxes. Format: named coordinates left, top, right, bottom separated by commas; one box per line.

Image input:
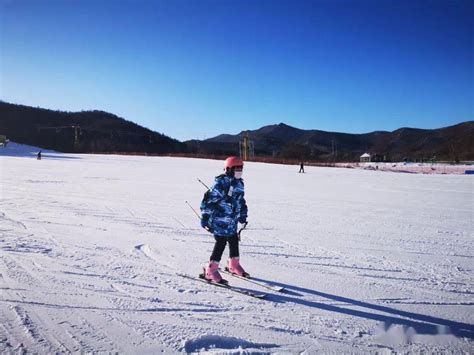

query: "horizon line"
left=1, top=99, right=471, bottom=142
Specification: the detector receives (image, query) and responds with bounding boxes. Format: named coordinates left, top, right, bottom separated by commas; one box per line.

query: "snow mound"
left=183, top=335, right=279, bottom=353
left=134, top=244, right=153, bottom=258
left=135, top=243, right=151, bottom=254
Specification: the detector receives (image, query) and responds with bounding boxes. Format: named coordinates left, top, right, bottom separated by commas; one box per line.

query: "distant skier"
left=37, top=150, right=42, bottom=160
left=200, top=156, right=248, bottom=284
left=299, top=161, right=304, bottom=173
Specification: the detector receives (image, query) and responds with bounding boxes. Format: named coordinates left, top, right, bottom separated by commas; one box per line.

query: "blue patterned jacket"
left=200, top=174, right=248, bottom=237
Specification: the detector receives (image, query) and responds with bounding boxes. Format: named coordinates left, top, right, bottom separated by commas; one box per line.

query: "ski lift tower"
left=37, top=125, right=82, bottom=150
left=239, top=131, right=254, bottom=161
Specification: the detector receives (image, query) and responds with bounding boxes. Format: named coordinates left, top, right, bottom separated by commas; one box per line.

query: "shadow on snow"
left=0, top=152, right=81, bottom=160
left=0, top=143, right=81, bottom=160
left=253, top=277, right=474, bottom=339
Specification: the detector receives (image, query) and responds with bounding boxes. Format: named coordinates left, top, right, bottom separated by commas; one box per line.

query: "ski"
left=176, top=273, right=267, bottom=300
left=221, top=268, right=285, bottom=292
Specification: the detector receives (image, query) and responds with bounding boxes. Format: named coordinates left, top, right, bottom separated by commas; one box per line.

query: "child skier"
left=200, top=156, right=248, bottom=284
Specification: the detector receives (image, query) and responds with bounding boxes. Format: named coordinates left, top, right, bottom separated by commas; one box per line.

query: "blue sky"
left=1, top=0, right=472, bottom=140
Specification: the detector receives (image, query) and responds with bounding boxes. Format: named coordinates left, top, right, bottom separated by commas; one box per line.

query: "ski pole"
left=185, top=200, right=201, bottom=220
left=197, top=178, right=210, bottom=190
left=185, top=200, right=212, bottom=233
left=237, top=222, right=248, bottom=241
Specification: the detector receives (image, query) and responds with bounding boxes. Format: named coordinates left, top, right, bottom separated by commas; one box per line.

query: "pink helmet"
left=224, top=156, right=244, bottom=170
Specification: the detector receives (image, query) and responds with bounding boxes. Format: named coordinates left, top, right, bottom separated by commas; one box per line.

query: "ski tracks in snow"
left=1, top=155, right=473, bottom=353
left=0, top=207, right=171, bottom=352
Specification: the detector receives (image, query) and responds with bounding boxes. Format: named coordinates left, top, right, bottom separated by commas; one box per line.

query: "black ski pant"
left=210, top=235, right=239, bottom=262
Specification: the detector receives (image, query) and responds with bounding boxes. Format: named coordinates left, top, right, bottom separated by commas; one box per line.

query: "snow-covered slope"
left=0, top=142, right=56, bottom=158
left=0, top=153, right=472, bottom=353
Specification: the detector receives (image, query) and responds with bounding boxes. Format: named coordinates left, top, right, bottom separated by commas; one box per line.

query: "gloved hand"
left=201, top=215, right=210, bottom=229
left=238, top=216, right=247, bottom=224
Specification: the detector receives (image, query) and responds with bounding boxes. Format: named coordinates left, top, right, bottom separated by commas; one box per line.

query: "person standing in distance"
left=299, top=161, right=304, bottom=173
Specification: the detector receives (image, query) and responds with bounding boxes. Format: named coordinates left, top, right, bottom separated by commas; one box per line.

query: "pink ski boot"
left=203, top=261, right=227, bottom=284
left=227, top=257, right=250, bottom=278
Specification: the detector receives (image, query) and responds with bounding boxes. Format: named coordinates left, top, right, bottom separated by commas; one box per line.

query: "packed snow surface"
left=1, top=146, right=473, bottom=353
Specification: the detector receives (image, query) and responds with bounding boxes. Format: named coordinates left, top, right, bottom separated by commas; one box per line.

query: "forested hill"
left=0, top=101, right=186, bottom=154
left=186, top=122, right=474, bottom=162
left=1, top=101, right=472, bottom=162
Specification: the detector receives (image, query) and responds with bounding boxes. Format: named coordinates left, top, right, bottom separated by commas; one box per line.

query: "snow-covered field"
left=1, top=144, right=473, bottom=353
left=335, top=162, right=473, bottom=175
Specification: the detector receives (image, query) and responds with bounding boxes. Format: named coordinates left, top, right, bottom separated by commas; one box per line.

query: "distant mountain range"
left=187, top=121, right=474, bottom=162
left=1, top=101, right=472, bottom=162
